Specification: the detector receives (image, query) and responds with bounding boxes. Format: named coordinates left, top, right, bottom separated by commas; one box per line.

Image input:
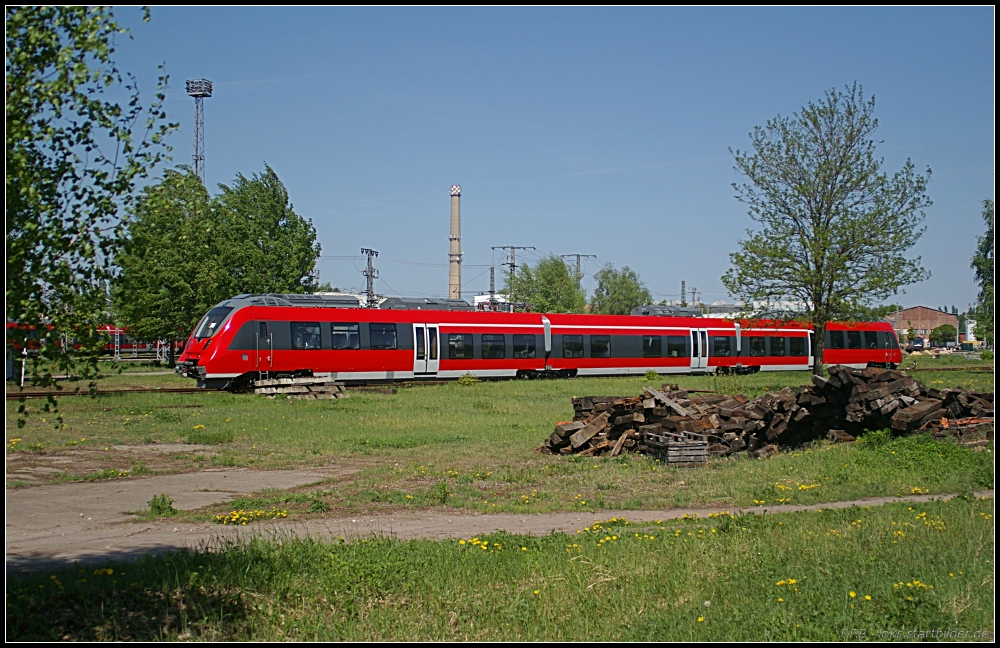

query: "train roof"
left=379, top=297, right=473, bottom=311
left=631, top=304, right=703, bottom=317
left=224, top=293, right=362, bottom=308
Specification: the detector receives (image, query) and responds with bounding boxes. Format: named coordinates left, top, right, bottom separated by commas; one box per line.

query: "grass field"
left=6, top=496, right=994, bottom=640
left=6, top=360, right=995, bottom=640
left=6, top=363, right=995, bottom=515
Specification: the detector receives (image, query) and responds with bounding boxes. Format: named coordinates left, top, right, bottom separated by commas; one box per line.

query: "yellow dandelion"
left=849, top=591, right=856, bottom=598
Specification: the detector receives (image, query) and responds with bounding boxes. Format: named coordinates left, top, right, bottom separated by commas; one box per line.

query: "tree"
left=929, top=324, right=957, bottom=346
left=6, top=7, right=174, bottom=422
left=589, top=264, right=653, bottom=315
left=113, top=168, right=222, bottom=366
left=971, top=199, right=994, bottom=345
left=722, top=83, right=931, bottom=374
left=506, top=255, right=585, bottom=313
left=214, top=164, right=321, bottom=296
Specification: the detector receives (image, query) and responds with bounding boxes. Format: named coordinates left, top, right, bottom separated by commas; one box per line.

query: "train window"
left=590, top=335, right=611, bottom=358
left=769, top=337, right=787, bottom=357
left=448, top=333, right=474, bottom=359
left=642, top=336, right=662, bottom=358
left=482, top=334, right=505, bottom=359
left=330, top=323, right=360, bottom=350
left=194, top=307, right=233, bottom=339
left=291, top=322, right=322, bottom=350
left=666, top=336, right=687, bottom=358
left=258, top=322, right=269, bottom=340
left=563, top=335, right=584, bottom=358
left=865, top=332, right=879, bottom=349
left=885, top=332, right=900, bottom=349
left=847, top=331, right=862, bottom=349
left=513, top=334, right=536, bottom=359
left=748, top=337, right=766, bottom=357
left=711, top=336, right=732, bottom=357
left=369, top=323, right=397, bottom=350
left=789, top=337, right=807, bottom=357
left=827, top=331, right=846, bottom=349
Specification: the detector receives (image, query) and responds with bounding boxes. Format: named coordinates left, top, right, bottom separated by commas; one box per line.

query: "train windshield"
left=193, top=307, right=234, bottom=339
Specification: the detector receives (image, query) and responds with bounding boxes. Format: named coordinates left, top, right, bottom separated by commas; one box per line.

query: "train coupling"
left=176, top=361, right=206, bottom=381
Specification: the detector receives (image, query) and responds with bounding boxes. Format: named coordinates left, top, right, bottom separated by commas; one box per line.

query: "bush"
left=980, top=350, right=994, bottom=360
left=147, top=494, right=178, bottom=517
left=457, top=372, right=480, bottom=385
left=644, top=369, right=660, bottom=381
left=433, top=480, right=450, bottom=505
left=856, top=428, right=893, bottom=450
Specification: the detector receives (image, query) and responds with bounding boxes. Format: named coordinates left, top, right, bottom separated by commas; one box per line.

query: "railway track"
left=904, top=366, right=994, bottom=373
left=5, top=381, right=448, bottom=400
left=6, top=386, right=211, bottom=401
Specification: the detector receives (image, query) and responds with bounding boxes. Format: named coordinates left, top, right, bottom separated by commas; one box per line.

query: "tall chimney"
left=449, top=185, right=462, bottom=299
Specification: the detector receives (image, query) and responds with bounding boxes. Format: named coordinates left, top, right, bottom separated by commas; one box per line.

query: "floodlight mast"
left=185, top=79, right=213, bottom=183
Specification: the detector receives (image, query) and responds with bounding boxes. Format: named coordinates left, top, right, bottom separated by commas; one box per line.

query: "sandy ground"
left=6, top=464, right=992, bottom=575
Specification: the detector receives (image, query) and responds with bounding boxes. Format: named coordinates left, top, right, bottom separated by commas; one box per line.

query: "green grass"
left=6, top=496, right=994, bottom=641
left=7, top=371, right=994, bottom=513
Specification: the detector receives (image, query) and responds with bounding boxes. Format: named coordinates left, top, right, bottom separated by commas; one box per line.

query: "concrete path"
left=5, top=469, right=992, bottom=574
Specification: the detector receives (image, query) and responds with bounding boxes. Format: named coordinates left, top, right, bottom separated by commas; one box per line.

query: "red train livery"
left=176, top=294, right=902, bottom=389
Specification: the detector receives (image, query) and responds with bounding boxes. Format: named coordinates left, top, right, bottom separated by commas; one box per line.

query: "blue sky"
left=113, top=7, right=994, bottom=310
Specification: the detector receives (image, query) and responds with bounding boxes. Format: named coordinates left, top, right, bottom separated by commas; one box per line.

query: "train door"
left=412, top=324, right=439, bottom=376
left=256, top=320, right=273, bottom=377
left=690, top=328, right=709, bottom=371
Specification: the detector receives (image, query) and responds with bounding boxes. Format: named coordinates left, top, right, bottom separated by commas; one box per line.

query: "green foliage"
left=215, top=164, right=321, bottom=295
left=980, top=350, right=993, bottom=361
left=6, top=7, right=175, bottom=423
left=146, top=494, right=178, bottom=517
left=433, top=480, right=450, bottom=505
left=186, top=426, right=234, bottom=445
left=856, top=428, right=893, bottom=450
left=970, top=199, right=994, bottom=345
left=589, top=264, right=653, bottom=315
left=113, top=168, right=220, bottom=365
left=643, top=369, right=660, bottom=381
left=457, top=372, right=480, bottom=385
left=929, top=324, right=957, bottom=345
left=723, top=83, right=931, bottom=374
left=112, top=164, right=321, bottom=357
left=506, top=255, right=585, bottom=313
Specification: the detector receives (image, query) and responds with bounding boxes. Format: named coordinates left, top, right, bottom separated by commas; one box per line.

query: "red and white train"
left=176, top=294, right=902, bottom=389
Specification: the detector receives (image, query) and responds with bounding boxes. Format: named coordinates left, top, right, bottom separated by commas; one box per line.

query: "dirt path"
left=6, top=467, right=992, bottom=575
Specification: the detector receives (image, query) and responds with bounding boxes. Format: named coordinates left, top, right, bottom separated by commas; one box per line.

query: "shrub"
left=644, top=369, right=660, bottom=381
left=856, top=428, right=893, bottom=450
left=457, top=372, right=480, bottom=385
left=309, top=497, right=330, bottom=513
left=433, top=480, right=450, bottom=505
left=147, top=494, right=178, bottom=517
left=980, top=350, right=994, bottom=360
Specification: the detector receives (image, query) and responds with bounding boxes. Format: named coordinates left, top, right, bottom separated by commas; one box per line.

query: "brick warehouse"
left=886, top=306, right=959, bottom=341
